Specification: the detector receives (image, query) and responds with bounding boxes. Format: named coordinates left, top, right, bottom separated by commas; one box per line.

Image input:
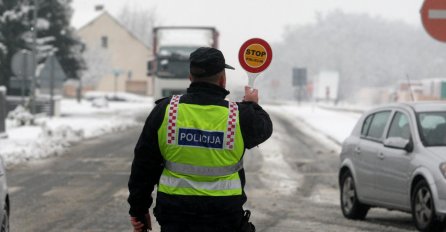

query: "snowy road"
left=8, top=126, right=142, bottom=232
left=6, top=105, right=418, bottom=231
left=244, top=110, right=416, bottom=232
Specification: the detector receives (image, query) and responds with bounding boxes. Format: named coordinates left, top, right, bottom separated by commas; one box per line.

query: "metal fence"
left=6, top=96, right=61, bottom=117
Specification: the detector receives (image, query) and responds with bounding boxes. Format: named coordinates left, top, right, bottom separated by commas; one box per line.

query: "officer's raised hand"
left=243, top=86, right=259, bottom=103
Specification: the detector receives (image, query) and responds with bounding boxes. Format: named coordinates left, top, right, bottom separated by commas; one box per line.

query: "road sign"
left=292, top=68, right=307, bottom=86
left=238, top=38, right=273, bottom=73
left=11, top=50, right=34, bottom=77
left=39, top=55, right=66, bottom=89
left=8, top=78, right=31, bottom=95
left=39, top=55, right=66, bottom=117
left=421, top=0, right=446, bottom=42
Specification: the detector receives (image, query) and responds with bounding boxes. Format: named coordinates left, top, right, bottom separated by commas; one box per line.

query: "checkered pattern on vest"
left=166, top=95, right=181, bottom=144
left=225, top=102, right=238, bottom=150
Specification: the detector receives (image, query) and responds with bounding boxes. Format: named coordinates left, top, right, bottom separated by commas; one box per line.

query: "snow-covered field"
left=0, top=93, right=153, bottom=167
left=284, top=103, right=362, bottom=144
left=264, top=102, right=363, bottom=150
left=0, top=98, right=362, bottom=168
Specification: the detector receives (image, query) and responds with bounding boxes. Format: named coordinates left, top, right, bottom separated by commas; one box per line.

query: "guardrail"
left=6, top=95, right=61, bottom=117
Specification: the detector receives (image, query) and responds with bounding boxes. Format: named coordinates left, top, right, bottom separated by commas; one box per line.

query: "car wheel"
left=0, top=201, right=8, bottom=232
left=412, top=180, right=443, bottom=232
left=340, top=171, right=369, bottom=220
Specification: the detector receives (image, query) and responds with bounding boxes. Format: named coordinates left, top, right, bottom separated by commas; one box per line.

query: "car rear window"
left=361, top=114, right=373, bottom=136
left=362, top=111, right=391, bottom=141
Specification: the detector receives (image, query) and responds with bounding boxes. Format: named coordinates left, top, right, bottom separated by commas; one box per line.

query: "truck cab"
left=149, top=27, right=219, bottom=100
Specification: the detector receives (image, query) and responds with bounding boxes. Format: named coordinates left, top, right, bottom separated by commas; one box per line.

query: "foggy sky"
left=71, top=0, right=426, bottom=89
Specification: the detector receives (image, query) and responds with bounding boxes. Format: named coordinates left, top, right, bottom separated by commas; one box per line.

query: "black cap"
left=189, top=47, right=235, bottom=78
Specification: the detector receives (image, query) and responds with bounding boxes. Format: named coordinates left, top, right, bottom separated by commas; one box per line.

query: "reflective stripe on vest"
left=159, top=175, right=241, bottom=191
left=165, top=159, right=244, bottom=176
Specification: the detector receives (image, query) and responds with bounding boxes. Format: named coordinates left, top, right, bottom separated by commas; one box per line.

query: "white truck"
left=148, top=27, right=219, bottom=100
left=313, top=71, right=340, bottom=102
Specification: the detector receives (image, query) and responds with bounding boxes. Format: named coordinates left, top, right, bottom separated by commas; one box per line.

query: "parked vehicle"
left=0, top=157, right=9, bottom=232
left=339, top=102, right=446, bottom=232
left=148, top=26, right=219, bottom=100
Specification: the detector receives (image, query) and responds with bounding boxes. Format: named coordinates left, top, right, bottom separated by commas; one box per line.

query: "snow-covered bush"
left=41, top=124, right=84, bottom=144
left=7, top=105, right=34, bottom=126
left=91, top=97, right=109, bottom=108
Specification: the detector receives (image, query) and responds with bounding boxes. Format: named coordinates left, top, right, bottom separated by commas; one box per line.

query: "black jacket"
left=128, top=82, right=273, bottom=223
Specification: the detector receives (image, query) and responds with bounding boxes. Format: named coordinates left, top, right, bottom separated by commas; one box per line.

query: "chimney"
left=95, top=5, right=104, bottom=12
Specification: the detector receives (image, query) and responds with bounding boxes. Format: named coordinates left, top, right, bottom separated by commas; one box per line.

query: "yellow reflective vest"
left=157, top=95, right=245, bottom=196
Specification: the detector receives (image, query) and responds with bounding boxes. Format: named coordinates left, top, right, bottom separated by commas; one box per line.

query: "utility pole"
left=77, top=43, right=86, bottom=103
left=23, top=2, right=29, bottom=106
left=49, top=53, right=55, bottom=117
left=113, top=69, right=123, bottom=100
left=30, top=0, right=38, bottom=114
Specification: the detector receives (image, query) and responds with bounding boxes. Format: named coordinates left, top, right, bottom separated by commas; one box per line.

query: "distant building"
left=76, top=11, right=152, bottom=96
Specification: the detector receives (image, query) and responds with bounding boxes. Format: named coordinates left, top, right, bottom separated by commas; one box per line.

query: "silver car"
left=339, top=102, right=446, bottom=232
left=0, top=157, right=8, bottom=232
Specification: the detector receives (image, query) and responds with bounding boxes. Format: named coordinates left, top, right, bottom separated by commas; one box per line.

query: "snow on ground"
left=0, top=94, right=153, bottom=167
left=0, top=96, right=362, bottom=169
left=264, top=102, right=362, bottom=150
left=255, top=130, right=302, bottom=196
left=251, top=102, right=363, bottom=198
left=83, top=91, right=151, bottom=102
left=262, top=102, right=364, bottom=205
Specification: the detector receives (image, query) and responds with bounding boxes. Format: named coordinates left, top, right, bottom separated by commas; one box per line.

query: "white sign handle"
left=247, top=72, right=260, bottom=89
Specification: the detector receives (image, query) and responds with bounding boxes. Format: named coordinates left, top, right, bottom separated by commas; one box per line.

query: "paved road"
left=7, top=107, right=418, bottom=232
left=244, top=111, right=416, bottom=232
left=8, top=126, right=140, bottom=232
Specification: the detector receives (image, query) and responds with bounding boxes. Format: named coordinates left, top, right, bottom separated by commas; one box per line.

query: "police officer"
left=128, top=47, right=273, bottom=232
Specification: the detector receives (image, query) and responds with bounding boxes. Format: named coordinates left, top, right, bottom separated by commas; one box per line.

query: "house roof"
left=77, top=11, right=150, bottom=50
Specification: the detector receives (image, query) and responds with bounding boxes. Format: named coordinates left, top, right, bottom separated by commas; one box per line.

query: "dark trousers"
left=160, top=223, right=239, bottom=232
left=159, top=215, right=255, bottom=232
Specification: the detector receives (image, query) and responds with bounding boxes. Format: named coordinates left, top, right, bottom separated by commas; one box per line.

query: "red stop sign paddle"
left=238, top=38, right=273, bottom=87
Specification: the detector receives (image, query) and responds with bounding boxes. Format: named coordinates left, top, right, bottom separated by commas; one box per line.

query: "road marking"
left=429, top=10, right=446, bottom=19
left=302, top=173, right=337, bottom=176
left=8, top=186, right=23, bottom=194
left=113, top=188, right=129, bottom=198
left=80, top=157, right=121, bottom=162
left=40, top=171, right=128, bottom=176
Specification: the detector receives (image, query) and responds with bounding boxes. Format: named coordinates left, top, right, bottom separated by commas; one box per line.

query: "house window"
left=101, top=36, right=108, bottom=48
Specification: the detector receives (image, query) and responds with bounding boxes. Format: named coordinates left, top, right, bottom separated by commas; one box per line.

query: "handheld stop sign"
left=238, top=38, right=273, bottom=88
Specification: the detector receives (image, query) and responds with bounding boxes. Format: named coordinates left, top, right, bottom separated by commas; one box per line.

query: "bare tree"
left=82, top=47, right=112, bottom=88
left=259, top=10, right=446, bottom=101
left=117, top=4, right=157, bottom=48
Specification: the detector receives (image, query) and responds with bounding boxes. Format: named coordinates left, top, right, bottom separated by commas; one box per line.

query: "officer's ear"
left=219, top=72, right=226, bottom=88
